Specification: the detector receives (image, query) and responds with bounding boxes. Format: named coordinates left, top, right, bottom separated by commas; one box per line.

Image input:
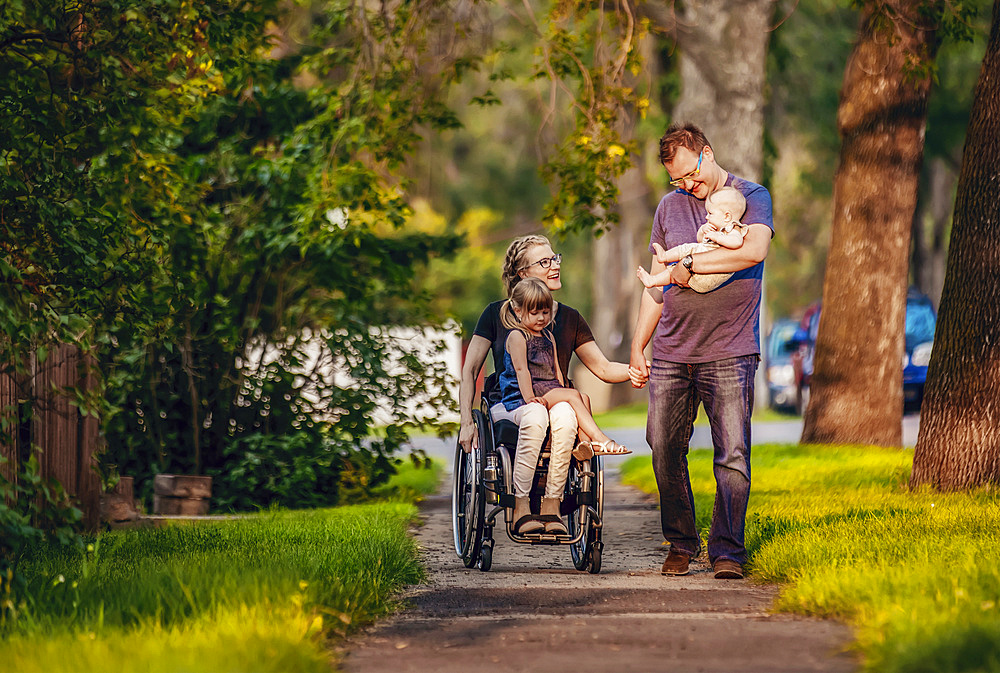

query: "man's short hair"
left=659, top=123, right=712, bottom=164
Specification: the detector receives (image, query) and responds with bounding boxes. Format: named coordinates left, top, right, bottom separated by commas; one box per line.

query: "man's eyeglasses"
left=522, top=253, right=562, bottom=271
left=668, top=150, right=704, bottom=187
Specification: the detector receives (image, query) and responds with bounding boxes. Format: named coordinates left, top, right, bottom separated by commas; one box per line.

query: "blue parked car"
left=790, top=288, right=936, bottom=414
left=765, top=318, right=801, bottom=411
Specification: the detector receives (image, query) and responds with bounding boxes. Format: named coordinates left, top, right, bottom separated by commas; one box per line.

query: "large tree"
left=910, top=0, right=1000, bottom=490
left=800, top=0, right=944, bottom=446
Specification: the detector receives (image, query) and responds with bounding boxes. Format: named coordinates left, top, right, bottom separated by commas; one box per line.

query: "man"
left=629, top=123, right=773, bottom=580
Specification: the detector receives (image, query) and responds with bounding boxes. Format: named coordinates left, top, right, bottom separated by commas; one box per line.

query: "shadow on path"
left=340, top=471, right=859, bottom=673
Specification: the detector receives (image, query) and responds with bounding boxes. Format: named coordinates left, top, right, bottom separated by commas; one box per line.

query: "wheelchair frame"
left=452, top=397, right=604, bottom=572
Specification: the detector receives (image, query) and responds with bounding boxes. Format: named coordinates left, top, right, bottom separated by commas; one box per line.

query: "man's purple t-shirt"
left=649, top=174, right=774, bottom=364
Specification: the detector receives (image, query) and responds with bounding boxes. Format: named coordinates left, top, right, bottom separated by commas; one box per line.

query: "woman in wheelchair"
left=459, top=235, right=633, bottom=537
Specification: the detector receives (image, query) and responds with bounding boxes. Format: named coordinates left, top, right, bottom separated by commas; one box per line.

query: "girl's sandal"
left=572, top=441, right=595, bottom=461
left=592, top=440, right=632, bottom=456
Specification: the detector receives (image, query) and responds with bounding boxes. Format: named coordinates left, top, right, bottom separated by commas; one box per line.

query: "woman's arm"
left=458, top=335, right=491, bottom=453
left=507, top=331, right=542, bottom=406
left=575, top=340, right=630, bottom=384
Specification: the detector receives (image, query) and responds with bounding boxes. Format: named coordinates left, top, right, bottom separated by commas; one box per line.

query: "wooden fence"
left=0, top=343, right=101, bottom=529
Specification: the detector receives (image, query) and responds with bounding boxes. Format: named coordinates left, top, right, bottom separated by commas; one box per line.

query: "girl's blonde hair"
left=501, top=235, right=551, bottom=297
left=500, top=277, right=554, bottom=333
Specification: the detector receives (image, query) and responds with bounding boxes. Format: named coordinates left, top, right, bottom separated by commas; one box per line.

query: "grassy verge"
left=594, top=399, right=798, bottom=428
left=619, top=444, right=1000, bottom=673
left=2, top=461, right=444, bottom=673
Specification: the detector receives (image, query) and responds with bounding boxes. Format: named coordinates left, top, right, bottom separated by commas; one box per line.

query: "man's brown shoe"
left=660, top=550, right=690, bottom=576
left=713, top=558, right=744, bottom=579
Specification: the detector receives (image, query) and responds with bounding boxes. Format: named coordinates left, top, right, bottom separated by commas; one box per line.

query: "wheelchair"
left=452, top=384, right=605, bottom=573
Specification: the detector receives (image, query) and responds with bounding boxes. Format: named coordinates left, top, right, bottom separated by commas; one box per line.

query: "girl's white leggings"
left=490, top=401, right=578, bottom=501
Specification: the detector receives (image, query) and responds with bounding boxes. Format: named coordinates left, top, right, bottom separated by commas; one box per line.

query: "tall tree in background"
left=801, top=0, right=944, bottom=446
left=910, top=0, right=1000, bottom=490
left=661, top=0, right=777, bottom=181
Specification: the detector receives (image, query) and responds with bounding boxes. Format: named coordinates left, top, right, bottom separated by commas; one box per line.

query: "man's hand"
left=628, top=361, right=650, bottom=389
left=671, top=262, right=692, bottom=288
left=629, top=350, right=650, bottom=389
left=458, top=421, right=477, bottom=454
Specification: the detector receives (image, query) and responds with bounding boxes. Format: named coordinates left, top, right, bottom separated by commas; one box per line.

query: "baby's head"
left=706, top=186, right=747, bottom=223
left=503, top=277, right=554, bottom=332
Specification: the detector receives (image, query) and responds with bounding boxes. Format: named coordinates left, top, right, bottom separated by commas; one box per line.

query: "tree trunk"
left=801, top=1, right=940, bottom=446
left=911, top=156, right=957, bottom=308
left=910, top=0, right=1000, bottom=490
left=583, top=159, right=653, bottom=411
left=671, top=0, right=775, bottom=182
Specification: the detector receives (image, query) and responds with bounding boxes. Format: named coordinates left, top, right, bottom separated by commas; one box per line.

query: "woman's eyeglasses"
left=521, top=253, right=562, bottom=271
left=668, top=150, right=704, bottom=187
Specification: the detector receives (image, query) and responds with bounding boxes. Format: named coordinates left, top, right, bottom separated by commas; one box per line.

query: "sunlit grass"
left=619, top=444, right=1000, bottom=673
left=594, top=399, right=797, bottom=428
left=373, top=458, right=444, bottom=502
left=2, top=503, right=424, bottom=672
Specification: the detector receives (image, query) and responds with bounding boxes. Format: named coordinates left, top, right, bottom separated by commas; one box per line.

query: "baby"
left=637, top=186, right=748, bottom=296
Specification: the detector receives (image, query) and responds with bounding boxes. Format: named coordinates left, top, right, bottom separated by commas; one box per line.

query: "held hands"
left=627, top=358, right=651, bottom=389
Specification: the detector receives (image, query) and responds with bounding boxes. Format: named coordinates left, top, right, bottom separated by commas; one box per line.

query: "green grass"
left=2, top=502, right=428, bottom=672
left=594, top=399, right=798, bottom=428
left=619, top=444, right=1000, bottom=673
left=373, top=458, right=444, bottom=502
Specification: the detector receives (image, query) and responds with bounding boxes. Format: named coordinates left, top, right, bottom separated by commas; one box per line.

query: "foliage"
left=529, top=2, right=648, bottom=236
left=620, top=444, right=1000, bottom=673
left=3, top=0, right=477, bottom=515
left=2, top=503, right=422, bottom=671
left=0, top=455, right=82, bottom=624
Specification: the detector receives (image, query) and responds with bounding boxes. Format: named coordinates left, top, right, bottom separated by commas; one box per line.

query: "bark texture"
left=671, top=0, right=775, bottom=182
left=801, top=1, right=940, bottom=446
left=910, top=0, right=1000, bottom=490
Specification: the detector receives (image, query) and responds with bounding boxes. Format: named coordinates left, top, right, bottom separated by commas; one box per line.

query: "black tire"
left=569, top=455, right=603, bottom=572
left=567, top=457, right=590, bottom=570
left=588, top=543, right=602, bottom=574
left=452, top=412, right=489, bottom=567
left=478, top=543, right=493, bottom=572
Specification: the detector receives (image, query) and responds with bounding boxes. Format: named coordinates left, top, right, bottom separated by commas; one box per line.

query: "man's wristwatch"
left=681, top=254, right=694, bottom=273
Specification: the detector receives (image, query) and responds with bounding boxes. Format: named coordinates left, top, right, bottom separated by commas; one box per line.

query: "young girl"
left=498, top=278, right=632, bottom=463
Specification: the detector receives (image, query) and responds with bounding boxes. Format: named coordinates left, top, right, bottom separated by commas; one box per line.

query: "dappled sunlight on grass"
left=619, top=444, right=1000, bottom=673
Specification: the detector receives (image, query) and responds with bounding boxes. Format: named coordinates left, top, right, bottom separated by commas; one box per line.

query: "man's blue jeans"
left=646, top=356, right=757, bottom=565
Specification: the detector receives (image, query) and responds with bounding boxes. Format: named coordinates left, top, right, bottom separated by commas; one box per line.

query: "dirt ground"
left=340, top=472, right=860, bottom=673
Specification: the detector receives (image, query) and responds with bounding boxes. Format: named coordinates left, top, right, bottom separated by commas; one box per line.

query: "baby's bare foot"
left=637, top=266, right=655, bottom=289
left=652, top=242, right=668, bottom=262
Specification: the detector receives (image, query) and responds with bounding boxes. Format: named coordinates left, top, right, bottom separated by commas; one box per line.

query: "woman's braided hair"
left=501, top=235, right=551, bottom=298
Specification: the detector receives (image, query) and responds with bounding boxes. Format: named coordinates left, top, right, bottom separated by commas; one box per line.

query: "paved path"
left=340, top=469, right=859, bottom=673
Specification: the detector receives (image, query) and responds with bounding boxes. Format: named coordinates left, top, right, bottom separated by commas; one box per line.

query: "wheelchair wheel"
left=452, top=439, right=483, bottom=568
left=568, top=455, right=603, bottom=572
left=479, top=541, right=493, bottom=572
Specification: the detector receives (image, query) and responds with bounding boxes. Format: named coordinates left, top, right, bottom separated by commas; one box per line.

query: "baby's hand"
left=696, top=223, right=716, bottom=243
left=651, top=242, right=669, bottom=263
